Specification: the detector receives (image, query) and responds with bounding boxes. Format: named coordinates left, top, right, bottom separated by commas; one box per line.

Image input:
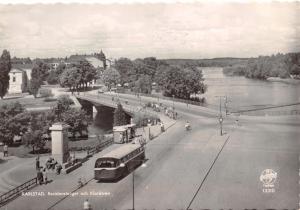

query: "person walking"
left=3, top=144, right=8, bottom=157
left=83, top=199, right=92, bottom=210
left=36, top=156, right=40, bottom=170
left=42, top=168, right=48, bottom=184
left=37, top=169, right=43, bottom=185
left=160, top=122, right=165, bottom=132
left=56, top=163, right=62, bottom=175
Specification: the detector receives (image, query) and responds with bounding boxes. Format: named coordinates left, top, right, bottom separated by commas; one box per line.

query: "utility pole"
left=172, top=95, right=175, bottom=119
left=224, top=95, right=228, bottom=115
left=215, top=96, right=224, bottom=136
left=132, top=170, right=135, bottom=210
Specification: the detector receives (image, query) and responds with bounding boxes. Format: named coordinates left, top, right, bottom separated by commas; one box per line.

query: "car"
left=98, top=89, right=104, bottom=94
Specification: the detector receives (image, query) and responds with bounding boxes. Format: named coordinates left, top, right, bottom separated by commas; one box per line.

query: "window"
left=12, top=77, right=16, bottom=82
left=95, top=159, right=116, bottom=168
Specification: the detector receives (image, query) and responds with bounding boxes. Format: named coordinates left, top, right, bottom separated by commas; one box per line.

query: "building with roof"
left=7, top=63, right=33, bottom=94
left=8, top=68, right=28, bottom=94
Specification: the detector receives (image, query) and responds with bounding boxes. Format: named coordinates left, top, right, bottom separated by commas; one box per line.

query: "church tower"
left=97, top=50, right=107, bottom=69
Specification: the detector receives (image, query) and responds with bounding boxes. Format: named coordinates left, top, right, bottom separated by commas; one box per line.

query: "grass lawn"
left=0, top=97, right=57, bottom=109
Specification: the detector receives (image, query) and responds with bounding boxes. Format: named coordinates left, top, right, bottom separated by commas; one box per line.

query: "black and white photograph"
left=0, top=0, right=300, bottom=209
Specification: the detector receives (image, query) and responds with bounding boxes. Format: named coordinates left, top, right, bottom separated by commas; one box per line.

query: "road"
left=49, top=93, right=299, bottom=210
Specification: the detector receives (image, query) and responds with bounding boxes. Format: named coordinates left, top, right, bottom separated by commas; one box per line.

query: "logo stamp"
left=260, top=169, right=277, bottom=193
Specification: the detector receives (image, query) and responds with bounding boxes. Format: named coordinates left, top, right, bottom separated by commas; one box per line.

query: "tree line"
left=223, top=52, right=300, bottom=80
left=102, top=57, right=207, bottom=101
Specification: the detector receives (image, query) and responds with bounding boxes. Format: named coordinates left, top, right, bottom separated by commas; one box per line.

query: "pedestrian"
left=175, top=112, right=178, bottom=119
left=56, top=163, right=62, bottom=175
left=36, top=156, right=40, bottom=170
left=3, top=144, right=8, bottom=157
left=71, top=153, right=76, bottom=165
left=37, top=169, right=43, bottom=185
left=42, top=168, right=48, bottom=184
left=160, top=122, right=165, bottom=132
left=83, top=199, right=92, bottom=210
left=78, top=178, right=84, bottom=188
left=46, top=157, right=51, bottom=170
left=119, top=133, right=124, bottom=144
left=51, top=159, right=58, bottom=170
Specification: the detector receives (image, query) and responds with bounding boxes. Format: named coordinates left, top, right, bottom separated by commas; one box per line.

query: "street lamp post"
left=172, top=95, right=175, bottom=119
left=139, top=88, right=142, bottom=106
left=132, top=170, right=135, bottom=210
left=215, top=96, right=224, bottom=136
left=172, top=95, right=175, bottom=110
left=219, top=116, right=223, bottom=136
left=120, top=162, right=147, bottom=210
left=224, top=96, right=228, bottom=115
left=147, top=119, right=151, bottom=141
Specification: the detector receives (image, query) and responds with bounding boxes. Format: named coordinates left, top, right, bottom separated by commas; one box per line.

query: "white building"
left=8, top=68, right=27, bottom=94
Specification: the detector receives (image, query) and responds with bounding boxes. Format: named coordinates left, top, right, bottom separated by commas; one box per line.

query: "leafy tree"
left=0, top=50, right=11, bottom=99
left=22, top=129, right=44, bottom=153
left=46, top=70, right=59, bottom=84
left=61, top=108, right=89, bottom=137
left=290, top=64, right=300, bottom=75
left=135, top=74, right=152, bottom=94
left=102, top=67, right=121, bottom=89
left=161, top=65, right=207, bottom=100
left=56, top=95, right=74, bottom=112
left=28, top=78, right=41, bottom=98
left=29, top=61, right=49, bottom=97
left=77, top=60, right=97, bottom=88
left=51, top=95, right=88, bottom=137
left=56, top=63, right=66, bottom=76
left=113, top=103, right=127, bottom=126
left=0, top=102, right=31, bottom=144
left=115, top=58, right=135, bottom=84
left=59, top=67, right=81, bottom=93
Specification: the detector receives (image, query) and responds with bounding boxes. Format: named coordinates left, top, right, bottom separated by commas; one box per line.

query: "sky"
left=0, top=2, right=299, bottom=59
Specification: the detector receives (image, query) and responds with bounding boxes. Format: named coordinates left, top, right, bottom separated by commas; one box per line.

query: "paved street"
left=2, top=93, right=300, bottom=210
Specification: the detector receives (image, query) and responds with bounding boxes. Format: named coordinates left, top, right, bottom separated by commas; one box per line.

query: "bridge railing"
left=0, top=177, right=37, bottom=206
left=87, top=139, right=114, bottom=157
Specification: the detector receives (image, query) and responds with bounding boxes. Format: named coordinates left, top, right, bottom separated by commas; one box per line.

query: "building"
left=8, top=64, right=32, bottom=94
left=8, top=68, right=27, bottom=94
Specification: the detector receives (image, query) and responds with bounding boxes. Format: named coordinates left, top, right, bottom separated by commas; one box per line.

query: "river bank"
left=266, top=77, right=300, bottom=85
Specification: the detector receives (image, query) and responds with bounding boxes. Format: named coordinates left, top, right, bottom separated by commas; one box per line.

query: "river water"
left=200, top=67, right=300, bottom=112
left=90, top=67, right=300, bottom=134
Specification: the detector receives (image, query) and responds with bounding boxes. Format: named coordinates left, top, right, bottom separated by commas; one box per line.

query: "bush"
left=39, top=88, right=53, bottom=98
left=190, top=96, right=206, bottom=104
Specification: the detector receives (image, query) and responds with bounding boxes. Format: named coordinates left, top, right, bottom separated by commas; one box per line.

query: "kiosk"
left=113, top=124, right=136, bottom=144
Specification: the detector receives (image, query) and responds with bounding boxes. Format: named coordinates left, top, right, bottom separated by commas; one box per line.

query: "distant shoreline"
left=266, top=77, right=300, bottom=85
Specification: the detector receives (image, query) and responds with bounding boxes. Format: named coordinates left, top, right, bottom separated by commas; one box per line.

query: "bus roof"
left=101, top=144, right=142, bottom=159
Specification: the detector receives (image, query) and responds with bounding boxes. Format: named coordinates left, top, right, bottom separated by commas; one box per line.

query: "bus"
left=94, top=144, right=145, bottom=181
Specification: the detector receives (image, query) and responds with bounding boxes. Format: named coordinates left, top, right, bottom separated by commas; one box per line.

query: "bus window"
left=95, top=159, right=116, bottom=168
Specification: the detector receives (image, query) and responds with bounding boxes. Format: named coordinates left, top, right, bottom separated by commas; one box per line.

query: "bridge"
left=76, top=93, right=145, bottom=118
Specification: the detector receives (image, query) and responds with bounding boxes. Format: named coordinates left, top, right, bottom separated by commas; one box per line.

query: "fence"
left=122, top=90, right=205, bottom=107
left=0, top=177, right=37, bottom=206
left=86, top=139, right=114, bottom=157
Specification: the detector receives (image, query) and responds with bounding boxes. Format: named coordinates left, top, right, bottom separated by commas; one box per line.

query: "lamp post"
left=215, top=96, right=224, bottom=136
left=224, top=96, right=228, bottom=115
left=139, top=88, right=142, bottom=106
left=120, top=162, right=147, bottom=210
left=172, top=95, right=175, bottom=110
left=147, top=119, right=151, bottom=141
left=172, top=95, right=175, bottom=119
left=219, top=115, right=223, bottom=136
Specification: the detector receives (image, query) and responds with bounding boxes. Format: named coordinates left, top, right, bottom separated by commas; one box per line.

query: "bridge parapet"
left=76, top=94, right=142, bottom=115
